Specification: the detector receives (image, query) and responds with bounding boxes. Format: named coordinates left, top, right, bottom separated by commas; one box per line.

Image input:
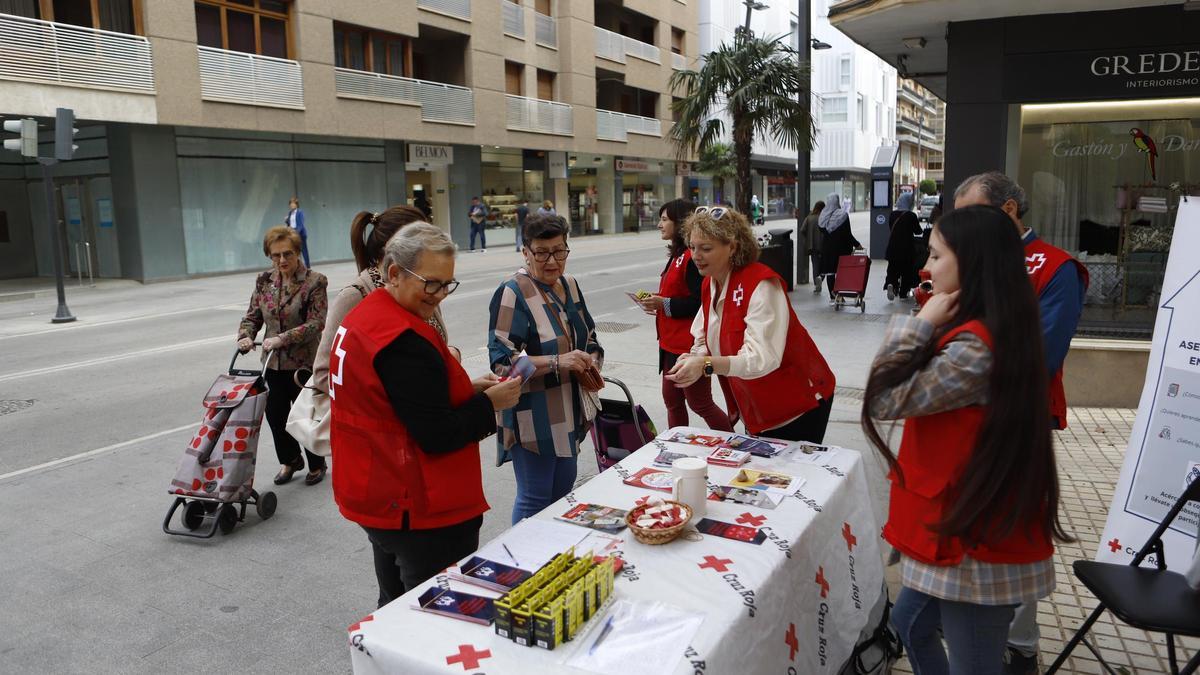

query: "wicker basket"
left=625, top=501, right=693, bottom=545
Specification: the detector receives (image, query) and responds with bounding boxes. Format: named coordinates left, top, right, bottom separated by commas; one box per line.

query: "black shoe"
left=305, top=466, right=327, bottom=486
left=1001, top=647, right=1039, bottom=675
left=273, top=460, right=305, bottom=485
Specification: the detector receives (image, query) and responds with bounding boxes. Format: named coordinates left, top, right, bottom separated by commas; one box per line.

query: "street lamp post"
left=796, top=1, right=830, bottom=286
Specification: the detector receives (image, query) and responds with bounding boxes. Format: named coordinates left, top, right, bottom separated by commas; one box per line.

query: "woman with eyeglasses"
left=330, top=224, right=523, bottom=608
left=666, top=207, right=836, bottom=443
left=488, top=214, right=605, bottom=524
left=636, top=199, right=733, bottom=432
left=236, top=225, right=329, bottom=485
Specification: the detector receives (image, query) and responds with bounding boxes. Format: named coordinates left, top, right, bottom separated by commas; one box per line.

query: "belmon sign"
left=407, top=143, right=453, bottom=165
left=1004, top=44, right=1200, bottom=101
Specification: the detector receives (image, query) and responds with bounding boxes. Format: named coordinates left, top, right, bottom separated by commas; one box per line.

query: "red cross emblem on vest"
left=732, top=284, right=745, bottom=307
left=1025, top=252, right=1046, bottom=275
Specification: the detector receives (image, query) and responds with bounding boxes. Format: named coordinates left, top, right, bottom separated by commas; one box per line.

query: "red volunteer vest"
left=329, top=289, right=488, bottom=530
left=1024, top=237, right=1089, bottom=430
left=702, top=262, right=836, bottom=434
left=657, top=249, right=697, bottom=355
left=883, top=320, right=1053, bottom=566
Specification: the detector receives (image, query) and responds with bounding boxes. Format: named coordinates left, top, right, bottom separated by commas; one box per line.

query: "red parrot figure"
left=1129, top=128, right=1158, bottom=182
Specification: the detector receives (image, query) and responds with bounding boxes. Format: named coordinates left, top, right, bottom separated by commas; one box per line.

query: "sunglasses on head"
left=694, top=206, right=730, bottom=220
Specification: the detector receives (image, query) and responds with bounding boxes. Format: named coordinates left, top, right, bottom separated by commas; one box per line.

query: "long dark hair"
left=809, top=200, right=825, bottom=216
left=659, top=198, right=696, bottom=258
left=862, top=205, right=1071, bottom=547
left=350, top=205, right=426, bottom=272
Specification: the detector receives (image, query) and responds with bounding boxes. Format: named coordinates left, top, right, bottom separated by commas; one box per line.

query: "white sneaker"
left=886, top=284, right=896, bottom=301
left=813, top=276, right=822, bottom=293
left=481, top=248, right=488, bottom=253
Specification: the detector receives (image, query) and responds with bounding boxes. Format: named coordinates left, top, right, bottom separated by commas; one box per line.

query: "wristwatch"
left=702, top=357, right=714, bottom=376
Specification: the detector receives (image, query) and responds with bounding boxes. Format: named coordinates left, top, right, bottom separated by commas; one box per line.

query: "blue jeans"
left=469, top=221, right=486, bottom=250
left=509, top=445, right=577, bottom=525
left=891, top=586, right=1017, bottom=675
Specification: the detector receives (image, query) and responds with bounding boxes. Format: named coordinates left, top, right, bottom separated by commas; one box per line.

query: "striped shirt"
left=870, top=315, right=1056, bottom=606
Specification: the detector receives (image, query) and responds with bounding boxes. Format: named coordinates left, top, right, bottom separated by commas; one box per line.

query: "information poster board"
left=1097, top=197, right=1200, bottom=568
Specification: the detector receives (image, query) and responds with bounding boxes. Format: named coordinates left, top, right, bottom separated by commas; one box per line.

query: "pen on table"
left=502, top=543, right=519, bottom=566
left=589, top=615, right=615, bottom=655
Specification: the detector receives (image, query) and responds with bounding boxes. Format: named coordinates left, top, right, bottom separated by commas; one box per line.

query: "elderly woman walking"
left=236, top=225, right=328, bottom=485
left=816, top=192, right=861, bottom=301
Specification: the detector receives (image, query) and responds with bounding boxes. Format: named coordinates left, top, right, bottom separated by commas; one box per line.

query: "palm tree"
left=696, top=142, right=736, bottom=205
left=669, top=29, right=815, bottom=216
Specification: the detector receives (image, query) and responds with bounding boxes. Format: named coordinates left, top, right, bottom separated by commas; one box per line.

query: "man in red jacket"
left=954, top=171, right=1089, bottom=674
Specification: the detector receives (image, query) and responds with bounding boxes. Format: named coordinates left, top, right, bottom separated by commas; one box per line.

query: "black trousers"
left=362, top=515, right=483, bottom=608
left=263, top=369, right=325, bottom=470
left=762, top=395, right=834, bottom=443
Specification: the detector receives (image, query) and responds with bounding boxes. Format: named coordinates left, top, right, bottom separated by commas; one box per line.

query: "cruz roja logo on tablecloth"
left=843, top=522, right=862, bottom=610
left=347, top=614, right=374, bottom=656
left=684, top=645, right=707, bottom=672
left=785, top=623, right=799, bottom=661
left=698, top=555, right=758, bottom=617
left=445, top=644, right=491, bottom=671
left=815, top=567, right=833, bottom=667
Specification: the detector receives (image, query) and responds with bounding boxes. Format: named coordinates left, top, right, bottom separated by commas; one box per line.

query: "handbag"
left=285, top=374, right=331, bottom=457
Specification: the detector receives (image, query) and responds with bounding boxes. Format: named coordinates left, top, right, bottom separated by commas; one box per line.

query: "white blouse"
left=688, top=274, right=790, bottom=380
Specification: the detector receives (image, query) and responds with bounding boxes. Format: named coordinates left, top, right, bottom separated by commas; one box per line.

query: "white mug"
left=671, top=457, right=708, bottom=520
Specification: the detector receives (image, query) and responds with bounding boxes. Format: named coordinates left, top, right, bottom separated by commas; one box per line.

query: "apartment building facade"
left=894, top=77, right=944, bottom=191
left=0, top=0, right=698, bottom=280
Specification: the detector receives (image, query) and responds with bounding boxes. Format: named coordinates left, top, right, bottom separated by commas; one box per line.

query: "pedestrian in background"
left=862, top=205, right=1071, bottom=675
left=286, top=196, right=310, bottom=268
left=797, top=200, right=825, bottom=291
left=237, top=226, right=328, bottom=485
left=515, top=197, right=530, bottom=252
left=468, top=196, right=487, bottom=252
left=636, top=199, right=732, bottom=432
left=884, top=191, right=922, bottom=300
left=667, top=206, right=836, bottom=443
left=330, top=224, right=522, bottom=608
left=817, top=192, right=862, bottom=301
left=488, top=214, right=604, bottom=524
left=537, top=199, right=556, bottom=217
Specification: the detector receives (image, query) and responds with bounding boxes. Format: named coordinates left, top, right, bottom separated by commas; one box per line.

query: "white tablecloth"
left=349, top=427, right=884, bottom=675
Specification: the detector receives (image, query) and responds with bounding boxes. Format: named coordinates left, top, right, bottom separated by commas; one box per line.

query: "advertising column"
left=1098, top=197, right=1200, bottom=569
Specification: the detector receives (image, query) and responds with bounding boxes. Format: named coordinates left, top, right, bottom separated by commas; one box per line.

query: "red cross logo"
left=842, top=522, right=857, bottom=552
left=1025, top=252, right=1046, bottom=275
left=815, top=566, right=830, bottom=598
left=1108, top=538, right=1122, bottom=553
left=699, top=555, right=733, bottom=572
left=445, top=644, right=492, bottom=671
left=785, top=623, right=799, bottom=661
left=346, top=614, right=374, bottom=634
left=737, top=512, right=766, bottom=527
left=732, top=284, right=745, bottom=307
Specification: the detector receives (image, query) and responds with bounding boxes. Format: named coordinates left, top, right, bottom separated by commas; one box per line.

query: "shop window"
left=333, top=23, right=409, bottom=76
left=505, top=61, right=523, bottom=96
left=536, top=69, right=555, bottom=101
left=25, top=0, right=142, bottom=34
left=194, top=0, right=290, bottom=59
left=822, top=96, right=846, bottom=124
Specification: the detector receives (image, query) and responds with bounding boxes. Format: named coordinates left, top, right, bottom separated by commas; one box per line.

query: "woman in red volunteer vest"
left=635, top=199, right=733, bottom=431
left=861, top=205, right=1072, bottom=674
left=329, top=223, right=523, bottom=608
left=666, top=206, right=836, bottom=442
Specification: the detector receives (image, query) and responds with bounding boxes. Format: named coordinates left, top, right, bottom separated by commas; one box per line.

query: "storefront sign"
left=676, top=162, right=694, bottom=177
left=615, top=158, right=650, bottom=173
left=407, top=143, right=453, bottom=165
left=1005, top=44, right=1200, bottom=101
left=1097, top=198, right=1200, bottom=571
left=548, top=151, right=567, bottom=179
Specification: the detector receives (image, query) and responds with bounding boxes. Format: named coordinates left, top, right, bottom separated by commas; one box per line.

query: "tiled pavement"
left=892, top=407, right=1199, bottom=674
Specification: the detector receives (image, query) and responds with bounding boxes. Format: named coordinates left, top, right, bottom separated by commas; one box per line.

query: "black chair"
left=1047, top=478, right=1200, bottom=675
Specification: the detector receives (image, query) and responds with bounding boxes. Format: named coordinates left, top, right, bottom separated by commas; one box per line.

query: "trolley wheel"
left=834, top=298, right=843, bottom=312
left=203, top=501, right=219, bottom=514
left=256, top=491, right=278, bottom=520
left=217, top=503, right=238, bottom=535
left=860, top=300, right=866, bottom=314
left=182, top=500, right=206, bottom=531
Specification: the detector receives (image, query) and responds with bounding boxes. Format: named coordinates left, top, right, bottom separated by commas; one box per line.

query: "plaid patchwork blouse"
left=488, top=271, right=603, bottom=464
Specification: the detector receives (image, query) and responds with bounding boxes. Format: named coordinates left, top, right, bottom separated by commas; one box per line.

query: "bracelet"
left=552, top=354, right=559, bottom=374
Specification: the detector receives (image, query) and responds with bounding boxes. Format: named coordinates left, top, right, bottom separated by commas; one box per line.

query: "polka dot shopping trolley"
left=162, top=345, right=278, bottom=538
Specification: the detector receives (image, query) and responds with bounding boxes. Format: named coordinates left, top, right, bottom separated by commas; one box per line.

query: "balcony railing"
left=594, top=26, right=659, bottom=64
left=418, top=0, right=471, bottom=20
left=502, top=1, right=524, bottom=38
left=0, top=13, right=154, bottom=93
left=534, top=12, right=557, bottom=48
left=505, top=95, right=572, bottom=135
left=671, top=51, right=686, bottom=70
left=596, top=109, right=660, bottom=141
left=198, top=46, right=303, bottom=109
left=334, top=68, right=474, bottom=125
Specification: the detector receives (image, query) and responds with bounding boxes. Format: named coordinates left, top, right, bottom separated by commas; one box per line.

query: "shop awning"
left=827, top=0, right=1182, bottom=100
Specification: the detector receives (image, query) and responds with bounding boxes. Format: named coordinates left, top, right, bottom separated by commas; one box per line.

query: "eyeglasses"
left=269, top=250, right=297, bottom=260
left=527, top=248, right=570, bottom=262
left=694, top=206, right=730, bottom=220
left=402, top=267, right=460, bottom=295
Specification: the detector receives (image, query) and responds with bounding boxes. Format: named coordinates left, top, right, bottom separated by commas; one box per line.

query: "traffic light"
left=54, top=107, right=78, bottom=161
left=2, top=118, right=37, bottom=157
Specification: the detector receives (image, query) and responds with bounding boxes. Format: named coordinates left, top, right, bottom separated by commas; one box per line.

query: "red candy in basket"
left=634, top=500, right=685, bottom=529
